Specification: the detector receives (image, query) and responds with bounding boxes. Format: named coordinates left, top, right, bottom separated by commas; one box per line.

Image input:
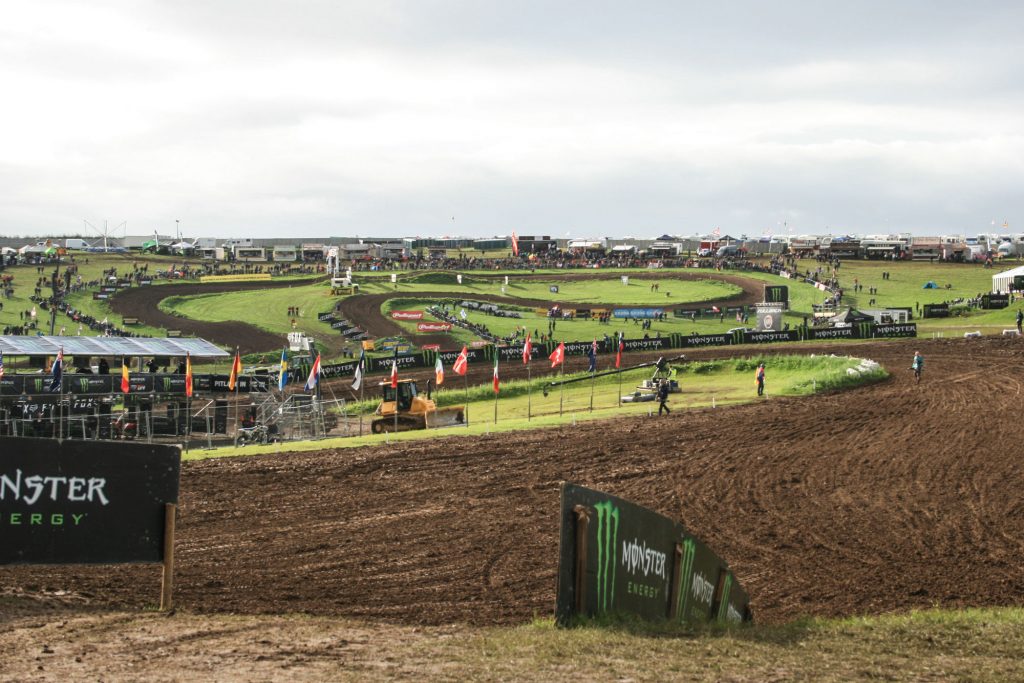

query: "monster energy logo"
left=79, top=378, right=89, bottom=393
left=594, top=500, right=620, bottom=613
left=717, top=572, right=733, bottom=622
left=162, top=377, right=172, bottom=392
left=731, top=329, right=744, bottom=345
left=675, top=537, right=695, bottom=621
left=34, top=378, right=44, bottom=393
left=858, top=322, right=872, bottom=338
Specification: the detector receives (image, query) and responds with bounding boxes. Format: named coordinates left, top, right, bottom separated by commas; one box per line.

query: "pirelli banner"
left=0, top=438, right=180, bottom=565
left=556, top=483, right=751, bottom=627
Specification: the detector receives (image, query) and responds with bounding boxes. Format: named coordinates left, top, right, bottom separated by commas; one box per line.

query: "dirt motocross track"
left=338, top=271, right=762, bottom=345
left=109, top=278, right=325, bottom=354
left=3, top=336, right=1023, bottom=628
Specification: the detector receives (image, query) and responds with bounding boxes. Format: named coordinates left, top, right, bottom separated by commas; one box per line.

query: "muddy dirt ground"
left=3, top=338, right=1023, bottom=636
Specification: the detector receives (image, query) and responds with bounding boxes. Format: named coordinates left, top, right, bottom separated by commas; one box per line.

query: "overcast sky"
left=2, top=1, right=1022, bottom=239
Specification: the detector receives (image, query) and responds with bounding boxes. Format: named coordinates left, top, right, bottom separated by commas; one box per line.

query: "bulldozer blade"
left=425, top=406, right=466, bottom=428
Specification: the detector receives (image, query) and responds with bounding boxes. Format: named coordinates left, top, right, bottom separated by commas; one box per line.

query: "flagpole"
left=463, top=372, right=469, bottom=427
left=590, top=364, right=595, bottom=413
left=527, top=363, right=532, bottom=421
left=234, top=347, right=240, bottom=439
left=493, top=356, right=498, bottom=425
left=616, top=334, right=624, bottom=408
left=359, top=378, right=364, bottom=437
left=558, top=344, right=565, bottom=416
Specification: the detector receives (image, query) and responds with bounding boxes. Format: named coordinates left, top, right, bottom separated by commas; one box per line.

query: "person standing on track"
left=657, top=380, right=671, bottom=416
left=911, top=351, right=923, bottom=383
left=755, top=363, right=765, bottom=396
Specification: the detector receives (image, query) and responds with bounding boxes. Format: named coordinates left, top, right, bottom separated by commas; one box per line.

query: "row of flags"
left=15, top=335, right=628, bottom=399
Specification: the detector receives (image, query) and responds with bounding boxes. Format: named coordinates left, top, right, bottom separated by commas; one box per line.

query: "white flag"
left=460, top=308, right=467, bottom=320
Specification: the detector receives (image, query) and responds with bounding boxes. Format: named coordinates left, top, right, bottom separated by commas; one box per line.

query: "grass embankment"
left=157, top=282, right=336, bottom=341
left=192, top=354, right=885, bottom=459
left=398, top=607, right=1024, bottom=682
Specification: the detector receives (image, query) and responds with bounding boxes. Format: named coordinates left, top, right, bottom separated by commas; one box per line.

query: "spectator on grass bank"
left=1016, top=309, right=1022, bottom=335
left=755, top=363, right=765, bottom=397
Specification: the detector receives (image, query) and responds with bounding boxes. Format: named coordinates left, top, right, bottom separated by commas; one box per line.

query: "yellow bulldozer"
left=371, top=379, right=466, bottom=433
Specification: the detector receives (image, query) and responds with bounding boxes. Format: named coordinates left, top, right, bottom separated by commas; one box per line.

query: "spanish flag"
left=228, top=349, right=242, bottom=391
left=121, top=358, right=130, bottom=394
left=185, top=353, right=193, bottom=398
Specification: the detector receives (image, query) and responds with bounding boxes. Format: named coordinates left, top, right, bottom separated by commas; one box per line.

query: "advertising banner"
left=0, top=438, right=180, bottom=565
left=755, top=304, right=784, bottom=331
left=679, top=333, right=732, bottom=348
left=556, top=483, right=750, bottom=627
left=742, top=330, right=800, bottom=344
left=613, top=308, right=664, bottom=319
left=873, top=323, right=917, bottom=338
left=317, top=312, right=335, bottom=322
left=808, top=327, right=855, bottom=341
left=391, top=311, right=424, bottom=320
left=416, top=322, right=452, bottom=332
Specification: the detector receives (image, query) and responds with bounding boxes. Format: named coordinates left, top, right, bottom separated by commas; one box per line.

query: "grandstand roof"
left=0, top=335, right=229, bottom=358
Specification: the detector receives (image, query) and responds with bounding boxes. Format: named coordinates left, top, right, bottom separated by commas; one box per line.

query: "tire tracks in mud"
left=4, top=336, right=1024, bottom=626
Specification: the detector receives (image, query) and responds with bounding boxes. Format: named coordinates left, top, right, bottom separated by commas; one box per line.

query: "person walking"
left=657, top=380, right=671, bottom=415
left=1016, top=309, right=1022, bottom=335
left=755, top=363, right=766, bottom=396
left=911, top=351, right=923, bottom=383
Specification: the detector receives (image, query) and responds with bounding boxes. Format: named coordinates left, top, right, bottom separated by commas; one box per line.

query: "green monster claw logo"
left=79, top=378, right=89, bottom=393
left=594, top=500, right=620, bottom=613
left=717, top=572, right=733, bottom=622
left=676, top=537, right=696, bottom=621
left=162, top=377, right=172, bottom=392
left=34, top=378, right=44, bottom=392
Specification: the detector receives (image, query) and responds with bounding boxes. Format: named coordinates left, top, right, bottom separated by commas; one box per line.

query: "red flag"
left=185, top=353, right=193, bottom=398
left=511, top=231, right=519, bottom=256
left=228, top=350, right=242, bottom=390
left=549, top=342, right=565, bottom=368
left=453, top=346, right=468, bottom=375
left=390, top=360, right=398, bottom=388
left=493, top=356, right=500, bottom=393
left=615, top=339, right=623, bottom=369
left=522, top=334, right=532, bottom=365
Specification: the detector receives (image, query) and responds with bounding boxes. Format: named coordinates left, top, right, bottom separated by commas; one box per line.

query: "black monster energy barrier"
left=0, top=437, right=180, bottom=565
left=555, top=482, right=751, bottom=627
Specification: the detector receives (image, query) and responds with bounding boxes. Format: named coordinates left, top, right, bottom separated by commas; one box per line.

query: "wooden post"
left=573, top=504, right=590, bottom=615
left=160, top=502, right=176, bottom=611
left=668, top=542, right=683, bottom=620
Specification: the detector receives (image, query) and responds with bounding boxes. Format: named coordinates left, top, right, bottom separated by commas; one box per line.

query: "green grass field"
left=158, top=283, right=337, bottom=341
left=199, top=354, right=884, bottom=458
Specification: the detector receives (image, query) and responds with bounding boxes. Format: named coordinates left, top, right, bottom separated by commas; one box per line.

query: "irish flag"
left=435, top=355, right=444, bottom=386
left=493, top=356, right=500, bottom=393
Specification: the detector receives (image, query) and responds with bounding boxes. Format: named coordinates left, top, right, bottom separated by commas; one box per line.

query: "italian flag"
left=493, top=356, right=500, bottom=394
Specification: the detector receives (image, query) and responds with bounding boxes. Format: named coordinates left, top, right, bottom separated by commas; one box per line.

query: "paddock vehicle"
left=623, top=357, right=680, bottom=403
left=371, top=379, right=465, bottom=433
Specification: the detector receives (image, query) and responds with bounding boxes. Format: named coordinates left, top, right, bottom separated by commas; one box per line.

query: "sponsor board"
left=742, top=330, right=800, bottom=344
left=613, top=308, right=664, bottom=319
left=874, top=323, right=917, bottom=338
left=92, top=292, right=109, bottom=300
left=680, top=334, right=731, bottom=347
left=421, top=344, right=441, bottom=351
left=0, top=438, right=180, bottom=565
left=764, top=285, right=789, bottom=304
left=317, top=312, right=335, bottom=322
left=809, top=327, right=855, bottom=340
left=416, top=322, right=452, bottom=332
left=391, top=310, right=424, bottom=320
left=556, top=483, right=751, bottom=626
left=756, top=304, right=784, bottom=331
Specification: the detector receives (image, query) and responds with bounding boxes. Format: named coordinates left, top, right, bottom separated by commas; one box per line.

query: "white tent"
left=0, top=247, right=17, bottom=255
left=992, top=265, right=1024, bottom=293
